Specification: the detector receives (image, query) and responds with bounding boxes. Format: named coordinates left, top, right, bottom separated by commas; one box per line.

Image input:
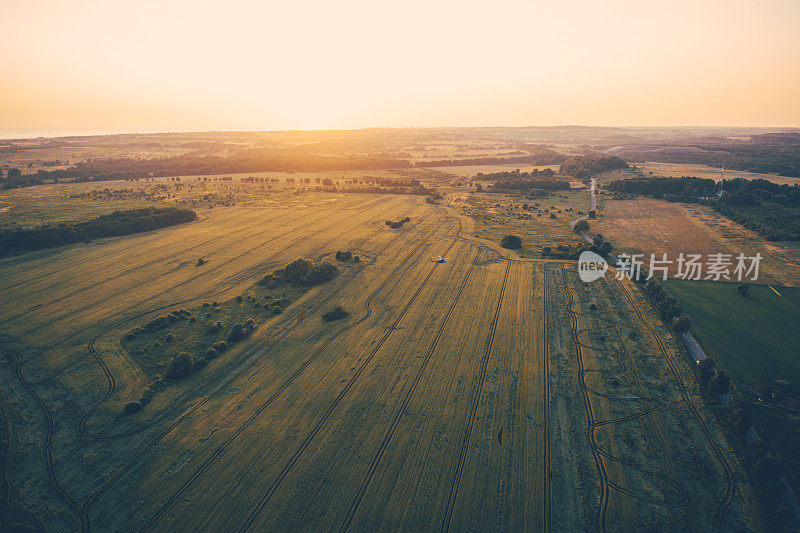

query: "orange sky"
left=1, top=0, right=799, bottom=135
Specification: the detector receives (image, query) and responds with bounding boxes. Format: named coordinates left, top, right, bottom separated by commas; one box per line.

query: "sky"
left=1, top=0, right=799, bottom=136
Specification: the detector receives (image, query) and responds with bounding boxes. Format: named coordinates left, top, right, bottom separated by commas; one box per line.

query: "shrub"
left=124, top=332, right=136, bottom=341
left=212, top=341, right=228, bottom=352
left=189, top=316, right=196, bottom=323
left=672, top=315, right=692, bottom=334
left=323, top=306, right=349, bottom=322
left=166, top=352, right=195, bottom=379
left=574, top=220, right=590, bottom=233
left=272, top=306, right=282, bottom=314
left=164, top=333, right=174, bottom=342
left=206, top=321, right=222, bottom=333
left=236, top=295, right=243, bottom=303
left=205, top=347, right=218, bottom=359
left=500, top=235, right=522, bottom=249
left=227, top=323, right=249, bottom=343
left=213, top=306, right=222, bottom=312
left=124, top=401, right=143, bottom=415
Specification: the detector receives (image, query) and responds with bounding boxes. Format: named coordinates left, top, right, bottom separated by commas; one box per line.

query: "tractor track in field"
left=36, top=203, right=430, bottom=387
left=1, top=346, right=90, bottom=533
left=137, top=216, right=463, bottom=532
left=235, top=218, right=465, bottom=533
left=339, top=258, right=476, bottom=532
left=580, top=273, right=690, bottom=507
left=0, top=204, right=292, bottom=296
left=77, top=200, right=422, bottom=440
left=440, top=259, right=510, bottom=533
left=541, top=263, right=552, bottom=533
left=560, top=267, right=692, bottom=531
left=0, top=203, right=340, bottom=318
left=78, top=212, right=450, bottom=521
left=9, top=199, right=405, bottom=340
left=2, top=202, right=440, bottom=533
left=560, top=267, right=611, bottom=532
left=0, top=194, right=389, bottom=290
left=615, top=277, right=735, bottom=530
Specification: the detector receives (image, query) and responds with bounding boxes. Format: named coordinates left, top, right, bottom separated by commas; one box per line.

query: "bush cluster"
left=259, top=258, right=339, bottom=287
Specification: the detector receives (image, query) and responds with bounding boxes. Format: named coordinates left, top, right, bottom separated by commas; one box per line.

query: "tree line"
left=559, top=155, right=629, bottom=179
left=415, top=147, right=565, bottom=168
left=0, top=207, right=197, bottom=256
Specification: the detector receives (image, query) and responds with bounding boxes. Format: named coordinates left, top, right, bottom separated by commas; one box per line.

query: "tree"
left=574, top=220, right=590, bottom=233
left=6, top=168, right=21, bottom=180
left=737, top=283, right=750, bottom=297
left=593, top=234, right=604, bottom=246
left=166, top=352, right=195, bottom=379
left=708, top=369, right=731, bottom=396
left=672, top=315, right=692, bottom=333
left=500, top=235, right=522, bottom=249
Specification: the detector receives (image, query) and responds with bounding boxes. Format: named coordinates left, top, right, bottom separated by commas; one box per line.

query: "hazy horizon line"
left=2, top=124, right=799, bottom=141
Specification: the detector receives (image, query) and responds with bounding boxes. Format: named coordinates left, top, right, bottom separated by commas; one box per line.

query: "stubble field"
left=0, top=189, right=755, bottom=531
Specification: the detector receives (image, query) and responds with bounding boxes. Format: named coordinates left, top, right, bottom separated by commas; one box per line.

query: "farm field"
left=453, top=188, right=598, bottom=257
left=0, top=186, right=757, bottom=531
left=594, top=196, right=800, bottom=286
left=661, top=280, right=800, bottom=391
left=636, top=162, right=800, bottom=187
left=660, top=279, right=800, bottom=508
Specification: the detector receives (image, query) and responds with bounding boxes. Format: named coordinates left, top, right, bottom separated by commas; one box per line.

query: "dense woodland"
left=474, top=168, right=570, bottom=192
left=609, top=132, right=800, bottom=178
left=559, top=155, right=629, bottom=179
left=0, top=207, right=197, bottom=255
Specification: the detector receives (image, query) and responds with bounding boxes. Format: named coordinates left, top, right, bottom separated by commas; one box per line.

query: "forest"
left=0, top=207, right=197, bottom=255
left=559, top=155, right=629, bottom=178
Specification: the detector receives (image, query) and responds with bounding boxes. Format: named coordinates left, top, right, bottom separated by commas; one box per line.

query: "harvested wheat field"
left=0, top=191, right=756, bottom=532
left=596, top=197, right=800, bottom=286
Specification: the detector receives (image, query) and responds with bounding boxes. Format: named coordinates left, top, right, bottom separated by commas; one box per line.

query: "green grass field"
left=663, top=279, right=800, bottom=389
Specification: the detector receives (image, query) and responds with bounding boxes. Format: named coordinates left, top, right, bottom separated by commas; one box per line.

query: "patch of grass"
left=662, top=279, right=800, bottom=389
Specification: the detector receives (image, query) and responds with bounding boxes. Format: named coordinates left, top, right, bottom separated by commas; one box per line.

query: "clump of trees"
left=559, top=155, right=629, bottom=179
left=476, top=168, right=570, bottom=193
left=323, top=306, right=349, bottom=321
left=500, top=235, right=522, bottom=249
left=335, top=250, right=360, bottom=262
left=541, top=235, right=612, bottom=260
left=385, top=217, right=411, bottom=229
left=226, top=319, right=255, bottom=343
left=574, top=219, right=590, bottom=233
left=0, top=207, right=197, bottom=256
left=415, top=147, right=565, bottom=168
left=259, top=258, right=339, bottom=287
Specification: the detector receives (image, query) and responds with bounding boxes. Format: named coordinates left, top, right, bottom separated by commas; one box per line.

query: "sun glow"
left=1, top=0, right=799, bottom=135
